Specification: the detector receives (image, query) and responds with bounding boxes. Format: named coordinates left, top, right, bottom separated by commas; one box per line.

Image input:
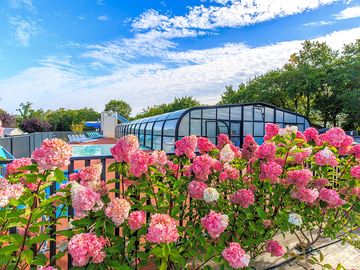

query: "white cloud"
left=303, top=20, right=335, bottom=26
left=1, top=27, right=359, bottom=115
left=8, top=16, right=38, bottom=47
left=9, top=0, right=34, bottom=11
left=132, top=0, right=339, bottom=32
left=97, top=15, right=109, bottom=21
left=334, top=6, right=360, bottom=19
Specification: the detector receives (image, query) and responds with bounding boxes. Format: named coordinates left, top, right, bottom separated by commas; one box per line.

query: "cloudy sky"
left=0, top=0, right=359, bottom=115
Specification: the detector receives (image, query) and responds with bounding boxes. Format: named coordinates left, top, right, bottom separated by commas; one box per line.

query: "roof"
left=3, top=128, right=24, bottom=136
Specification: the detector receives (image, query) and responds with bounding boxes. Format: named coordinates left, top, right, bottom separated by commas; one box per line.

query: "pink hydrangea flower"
left=166, top=161, right=179, bottom=175
left=350, top=187, right=360, bottom=199
left=188, top=180, right=208, bottom=199
left=255, top=142, right=276, bottom=161
left=338, top=135, right=354, bottom=155
left=287, top=169, right=313, bottom=188
left=71, top=183, right=102, bottom=217
left=190, top=154, right=217, bottom=181
left=222, top=242, right=250, bottom=269
left=264, top=123, right=279, bottom=141
left=350, top=165, right=360, bottom=179
left=219, top=164, right=240, bottom=181
left=201, top=211, right=228, bottom=239
left=289, top=147, right=312, bottom=164
left=0, top=178, right=24, bottom=207
left=230, top=144, right=242, bottom=158
left=128, top=210, right=146, bottom=230
left=320, top=127, right=347, bottom=148
left=32, top=138, right=72, bottom=170
left=129, top=150, right=152, bottom=177
left=151, top=150, right=168, bottom=168
left=242, top=135, right=258, bottom=160
left=319, top=188, right=346, bottom=208
left=291, top=188, right=319, bottom=204
left=6, top=158, right=32, bottom=175
left=105, top=198, right=131, bottom=226
left=231, top=189, right=255, bottom=208
left=146, top=214, right=179, bottom=244
left=263, top=220, right=272, bottom=228
left=351, top=144, right=360, bottom=161
left=314, top=148, right=338, bottom=167
left=111, top=135, right=139, bottom=163
left=260, top=162, right=283, bottom=183
left=197, top=137, right=216, bottom=154
left=313, top=178, right=329, bottom=189
left=266, top=240, right=285, bottom=257
left=68, top=233, right=106, bottom=267
left=175, top=135, right=197, bottom=159
left=217, top=134, right=231, bottom=149
left=78, top=164, right=102, bottom=183
left=304, top=128, right=321, bottom=145
left=220, top=144, right=235, bottom=163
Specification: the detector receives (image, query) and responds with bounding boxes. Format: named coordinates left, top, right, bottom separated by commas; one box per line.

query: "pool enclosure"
left=115, top=103, right=311, bottom=153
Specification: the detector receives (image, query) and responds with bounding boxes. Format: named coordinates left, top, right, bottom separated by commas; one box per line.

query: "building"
left=116, top=103, right=311, bottom=153
left=3, top=128, right=24, bottom=137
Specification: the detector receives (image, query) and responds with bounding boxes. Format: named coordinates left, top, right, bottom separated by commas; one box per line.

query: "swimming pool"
left=71, top=144, right=149, bottom=157
left=71, top=144, right=114, bottom=157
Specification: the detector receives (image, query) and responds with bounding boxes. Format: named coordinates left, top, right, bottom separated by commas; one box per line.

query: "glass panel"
left=145, top=122, right=155, bottom=135
left=296, top=116, right=305, bottom=124
left=139, top=123, right=146, bottom=133
left=153, top=136, right=161, bottom=150
left=243, top=122, right=253, bottom=136
left=254, top=122, right=264, bottom=136
left=243, top=106, right=253, bottom=121
left=217, top=108, right=229, bottom=120
left=231, top=137, right=241, bottom=147
left=230, top=107, right=242, bottom=120
left=178, top=115, right=189, bottom=136
left=254, top=106, right=264, bottom=121
left=168, top=109, right=186, bottom=119
left=284, top=112, right=296, bottom=123
left=297, top=124, right=305, bottom=132
left=255, top=137, right=264, bottom=144
left=163, top=137, right=175, bottom=153
left=203, top=109, right=216, bottom=119
left=156, top=113, right=170, bottom=121
left=145, top=134, right=152, bottom=147
left=276, top=110, right=284, bottom=123
left=190, top=109, right=201, bottom=118
left=305, top=120, right=310, bottom=129
left=217, top=121, right=229, bottom=135
left=190, top=119, right=201, bottom=136
left=153, top=121, right=163, bottom=136
left=230, top=122, right=241, bottom=137
left=206, top=121, right=216, bottom=137
left=163, top=120, right=177, bottom=136
left=265, top=107, right=274, bottom=122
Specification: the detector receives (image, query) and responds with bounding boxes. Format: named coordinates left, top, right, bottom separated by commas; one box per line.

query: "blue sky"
left=0, top=0, right=359, bottom=115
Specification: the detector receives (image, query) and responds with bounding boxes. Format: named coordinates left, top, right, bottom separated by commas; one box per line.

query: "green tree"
left=105, top=100, right=132, bottom=119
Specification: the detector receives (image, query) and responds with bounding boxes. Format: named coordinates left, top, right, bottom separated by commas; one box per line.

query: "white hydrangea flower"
left=279, top=125, right=298, bottom=136
left=203, top=187, right=219, bottom=203
left=220, top=144, right=235, bottom=163
left=241, top=254, right=250, bottom=267
left=288, top=213, right=303, bottom=226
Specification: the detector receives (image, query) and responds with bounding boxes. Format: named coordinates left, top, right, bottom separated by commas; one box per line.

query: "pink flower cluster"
left=201, top=210, right=228, bottom=239
left=231, top=189, right=255, bottom=208
left=111, top=134, right=139, bottom=163
left=287, top=169, right=313, bottom=188
left=319, top=188, right=345, bottom=208
left=222, top=242, right=250, bottom=269
left=219, top=163, right=240, bottom=181
left=217, top=134, right=231, bottom=149
left=6, top=158, right=32, bottom=175
left=188, top=180, right=208, bottom=199
left=304, top=128, right=321, bottom=145
left=220, top=144, right=235, bottom=163
left=260, top=162, right=283, bottom=183
left=242, top=135, right=258, bottom=160
left=105, top=198, right=131, bottom=226
left=314, top=148, right=338, bottom=167
left=71, top=183, right=102, bottom=217
left=289, top=147, right=312, bottom=164
left=32, top=138, right=72, bottom=170
left=0, top=178, right=24, bottom=207
left=351, top=144, right=360, bottom=161
left=313, top=178, right=329, bottom=189
left=190, top=154, right=219, bottom=181
left=320, top=128, right=347, bottom=148
left=151, top=150, right=168, bottom=169
left=350, top=165, right=360, bottom=179
left=291, top=188, right=319, bottom=204
left=197, top=137, right=216, bottom=154
left=266, top=240, right=285, bottom=257
left=146, top=214, right=179, bottom=244
left=128, top=210, right=146, bottom=230
left=263, top=220, right=272, bottom=228
left=255, top=142, right=276, bottom=161
left=175, top=135, right=197, bottom=159
left=129, top=150, right=152, bottom=177
left=68, top=233, right=106, bottom=267
left=264, top=123, right=279, bottom=141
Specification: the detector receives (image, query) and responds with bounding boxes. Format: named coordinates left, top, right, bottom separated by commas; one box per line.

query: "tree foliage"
left=0, top=109, right=16, bottom=128
left=105, top=99, right=132, bottom=119
left=219, top=40, right=360, bottom=130
left=19, top=118, right=52, bottom=133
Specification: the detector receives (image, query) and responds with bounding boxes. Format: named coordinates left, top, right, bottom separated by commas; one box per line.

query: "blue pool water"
left=71, top=144, right=114, bottom=157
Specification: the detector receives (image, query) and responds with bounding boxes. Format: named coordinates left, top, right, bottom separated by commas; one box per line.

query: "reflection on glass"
left=243, top=106, right=253, bottom=121
left=153, top=136, right=161, bottom=150
left=265, top=107, right=274, bottom=122
left=153, top=121, right=164, bottom=136
left=284, top=112, right=296, bottom=123
left=163, top=137, right=175, bottom=152
left=254, top=107, right=264, bottom=121
left=243, top=122, right=253, bottom=136
left=230, top=107, right=242, bottom=120
left=178, top=115, right=190, bottom=136
left=191, top=119, right=201, bottom=136
left=217, top=108, right=229, bottom=120
left=203, top=109, right=216, bottom=119
left=163, top=120, right=177, bottom=136
left=276, top=110, right=284, bottom=122
left=254, top=122, right=264, bottom=136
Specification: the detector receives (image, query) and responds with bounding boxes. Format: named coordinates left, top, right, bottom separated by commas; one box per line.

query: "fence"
left=0, top=131, right=80, bottom=158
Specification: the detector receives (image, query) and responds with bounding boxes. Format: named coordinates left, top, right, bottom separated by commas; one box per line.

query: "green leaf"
left=323, top=264, right=333, bottom=269
left=54, top=168, right=66, bottom=182
left=256, top=207, right=267, bottom=219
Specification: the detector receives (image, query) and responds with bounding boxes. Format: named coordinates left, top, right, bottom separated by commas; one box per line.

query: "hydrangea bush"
left=0, top=126, right=359, bottom=269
